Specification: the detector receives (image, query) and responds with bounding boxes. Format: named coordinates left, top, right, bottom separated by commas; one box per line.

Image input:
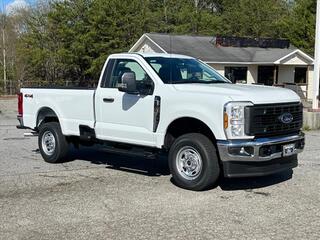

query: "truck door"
left=95, top=58, right=157, bottom=146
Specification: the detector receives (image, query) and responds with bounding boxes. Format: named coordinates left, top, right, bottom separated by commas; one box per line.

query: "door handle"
left=103, top=98, right=114, bottom=103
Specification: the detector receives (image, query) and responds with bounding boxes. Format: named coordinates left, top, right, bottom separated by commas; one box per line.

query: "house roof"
left=129, top=33, right=314, bottom=64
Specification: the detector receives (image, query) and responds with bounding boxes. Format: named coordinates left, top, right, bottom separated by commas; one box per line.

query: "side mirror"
left=118, top=72, right=138, bottom=94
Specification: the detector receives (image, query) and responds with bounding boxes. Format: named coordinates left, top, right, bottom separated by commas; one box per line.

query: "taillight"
left=18, top=93, right=23, bottom=116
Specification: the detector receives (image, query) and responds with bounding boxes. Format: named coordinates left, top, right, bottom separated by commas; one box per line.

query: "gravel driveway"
left=0, top=98, right=319, bottom=240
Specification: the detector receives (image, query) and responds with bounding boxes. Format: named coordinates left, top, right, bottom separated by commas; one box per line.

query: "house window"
left=225, top=67, right=247, bottom=83
left=257, top=66, right=277, bottom=86
left=294, top=67, right=307, bottom=84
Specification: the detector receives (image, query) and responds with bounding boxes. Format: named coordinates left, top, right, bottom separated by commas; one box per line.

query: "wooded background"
left=0, top=0, right=317, bottom=94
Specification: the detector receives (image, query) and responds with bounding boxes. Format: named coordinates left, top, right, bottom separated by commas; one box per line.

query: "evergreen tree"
left=221, top=0, right=289, bottom=38
left=2, top=0, right=316, bottom=91
left=284, top=0, right=316, bottom=55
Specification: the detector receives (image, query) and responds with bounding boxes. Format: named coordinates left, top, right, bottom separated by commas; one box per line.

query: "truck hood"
left=173, top=83, right=300, bottom=104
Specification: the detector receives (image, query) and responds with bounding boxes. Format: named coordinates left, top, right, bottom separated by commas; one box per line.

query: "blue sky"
left=1, top=0, right=35, bottom=13
left=2, top=0, right=34, bottom=5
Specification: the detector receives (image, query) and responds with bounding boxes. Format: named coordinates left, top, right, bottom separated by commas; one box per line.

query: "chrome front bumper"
left=217, top=132, right=305, bottom=162
left=217, top=132, right=305, bottom=177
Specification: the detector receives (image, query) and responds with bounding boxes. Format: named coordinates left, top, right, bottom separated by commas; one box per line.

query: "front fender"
left=156, top=105, right=227, bottom=148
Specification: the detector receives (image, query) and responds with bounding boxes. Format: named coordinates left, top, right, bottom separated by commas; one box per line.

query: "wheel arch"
left=163, top=117, right=217, bottom=150
left=36, top=107, right=60, bottom=129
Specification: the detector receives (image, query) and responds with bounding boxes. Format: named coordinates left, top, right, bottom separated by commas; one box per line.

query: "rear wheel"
left=168, top=133, right=220, bottom=191
left=38, top=122, right=69, bottom=163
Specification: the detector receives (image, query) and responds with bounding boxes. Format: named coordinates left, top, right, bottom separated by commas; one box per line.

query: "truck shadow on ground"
left=65, top=146, right=293, bottom=191
left=218, top=170, right=293, bottom=191
left=68, top=146, right=170, bottom=177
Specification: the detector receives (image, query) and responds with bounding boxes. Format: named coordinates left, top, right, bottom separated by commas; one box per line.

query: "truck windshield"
left=144, top=57, right=230, bottom=84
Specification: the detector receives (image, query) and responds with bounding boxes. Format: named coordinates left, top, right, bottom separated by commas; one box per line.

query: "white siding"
left=280, top=54, right=312, bottom=65
left=131, top=38, right=164, bottom=53
left=247, top=65, right=257, bottom=84
left=208, top=64, right=225, bottom=76
left=307, top=66, right=314, bottom=101
left=138, top=43, right=156, bottom=53
left=278, top=65, right=295, bottom=84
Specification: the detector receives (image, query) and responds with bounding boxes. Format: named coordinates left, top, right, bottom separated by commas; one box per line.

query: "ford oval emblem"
left=279, top=113, right=293, bottom=124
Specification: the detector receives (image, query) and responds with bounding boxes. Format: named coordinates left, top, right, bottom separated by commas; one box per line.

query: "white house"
left=129, top=33, right=315, bottom=101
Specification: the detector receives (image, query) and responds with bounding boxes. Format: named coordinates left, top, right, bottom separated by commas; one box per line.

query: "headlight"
left=224, top=102, right=254, bottom=139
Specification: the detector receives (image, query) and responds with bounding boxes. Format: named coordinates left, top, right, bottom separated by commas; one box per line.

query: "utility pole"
left=163, top=0, right=168, bottom=31
left=312, top=0, right=320, bottom=109
left=194, top=0, right=199, bottom=33
left=2, top=19, right=6, bottom=95
left=0, top=0, right=6, bottom=95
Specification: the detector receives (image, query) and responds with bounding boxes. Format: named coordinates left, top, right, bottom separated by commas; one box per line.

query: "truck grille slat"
left=245, top=102, right=303, bottom=137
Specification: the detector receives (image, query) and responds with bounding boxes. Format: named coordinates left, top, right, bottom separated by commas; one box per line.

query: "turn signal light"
left=224, top=112, right=228, bottom=129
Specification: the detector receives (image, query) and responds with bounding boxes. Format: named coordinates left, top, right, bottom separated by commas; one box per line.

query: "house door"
left=257, top=66, right=278, bottom=86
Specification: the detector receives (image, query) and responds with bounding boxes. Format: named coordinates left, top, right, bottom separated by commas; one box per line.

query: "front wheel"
left=38, top=122, right=69, bottom=163
left=168, top=133, right=220, bottom=191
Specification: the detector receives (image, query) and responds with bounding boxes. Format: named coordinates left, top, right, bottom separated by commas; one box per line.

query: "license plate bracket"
left=283, top=143, right=296, bottom=157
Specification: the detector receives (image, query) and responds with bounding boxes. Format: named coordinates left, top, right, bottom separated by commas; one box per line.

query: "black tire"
left=38, top=122, right=69, bottom=163
left=168, top=133, right=220, bottom=191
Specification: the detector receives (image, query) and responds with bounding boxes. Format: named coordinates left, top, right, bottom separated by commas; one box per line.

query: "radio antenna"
left=169, top=34, right=173, bottom=83
left=170, top=34, right=172, bottom=54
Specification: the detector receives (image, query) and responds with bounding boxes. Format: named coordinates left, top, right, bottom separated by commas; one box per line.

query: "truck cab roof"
left=110, top=52, right=194, bottom=59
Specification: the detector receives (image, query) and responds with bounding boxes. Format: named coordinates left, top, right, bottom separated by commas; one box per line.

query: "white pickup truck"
left=17, top=53, right=305, bottom=190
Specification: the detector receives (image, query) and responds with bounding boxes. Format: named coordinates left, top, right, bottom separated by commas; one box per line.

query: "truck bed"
left=21, top=88, right=96, bottom=136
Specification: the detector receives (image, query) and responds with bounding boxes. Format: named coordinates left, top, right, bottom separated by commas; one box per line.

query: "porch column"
left=306, top=65, right=310, bottom=99
left=273, top=65, right=278, bottom=85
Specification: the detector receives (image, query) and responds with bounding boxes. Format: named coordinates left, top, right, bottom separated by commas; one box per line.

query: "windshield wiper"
left=210, top=80, right=229, bottom=83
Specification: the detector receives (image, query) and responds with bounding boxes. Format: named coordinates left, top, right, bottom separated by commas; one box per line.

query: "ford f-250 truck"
left=17, top=53, right=305, bottom=190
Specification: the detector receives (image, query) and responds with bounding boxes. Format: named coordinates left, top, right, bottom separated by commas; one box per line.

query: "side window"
left=108, top=59, right=154, bottom=90
left=100, top=59, right=115, bottom=88
left=125, top=61, right=147, bottom=81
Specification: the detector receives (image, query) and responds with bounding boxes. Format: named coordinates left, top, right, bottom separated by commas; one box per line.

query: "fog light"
left=229, top=146, right=254, bottom=156
left=260, top=146, right=272, bottom=157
